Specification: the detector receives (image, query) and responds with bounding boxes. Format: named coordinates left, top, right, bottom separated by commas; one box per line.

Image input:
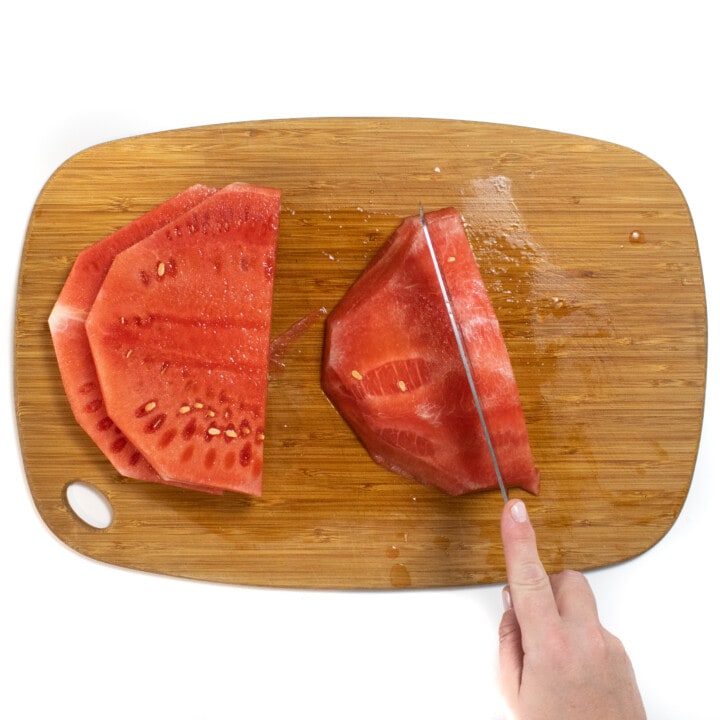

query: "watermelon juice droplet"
left=390, top=563, right=411, bottom=588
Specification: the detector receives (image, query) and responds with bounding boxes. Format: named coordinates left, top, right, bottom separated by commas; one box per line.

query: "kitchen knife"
left=419, top=204, right=509, bottom=503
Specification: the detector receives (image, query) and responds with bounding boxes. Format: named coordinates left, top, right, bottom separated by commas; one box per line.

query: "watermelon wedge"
left=321, top=207, right=539, bottom=496
left=49, top=185, right=216, bottom=481
left=85, top=183, right=281, bottom=495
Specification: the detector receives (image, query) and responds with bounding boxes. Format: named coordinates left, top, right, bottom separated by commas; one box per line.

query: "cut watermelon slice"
left=49, top=185, right=216, bottom=481
left=85, top=183, right=281, bottom=495
left=321, top=208, right=539, bottom=496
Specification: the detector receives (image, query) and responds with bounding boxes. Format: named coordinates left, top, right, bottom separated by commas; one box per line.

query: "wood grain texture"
left=15, top=118, right=706, bottom=589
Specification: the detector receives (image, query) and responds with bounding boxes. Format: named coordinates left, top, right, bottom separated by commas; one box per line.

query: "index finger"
left=501, top=499, right=559, bottom=638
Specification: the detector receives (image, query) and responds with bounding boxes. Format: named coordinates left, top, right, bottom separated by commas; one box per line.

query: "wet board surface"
left=15, top=118, right=706, bottom=589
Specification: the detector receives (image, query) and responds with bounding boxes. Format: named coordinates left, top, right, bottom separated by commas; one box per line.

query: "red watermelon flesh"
left=85, top=183, right=281, bottom=495
left=49, top=185, right=216, bottom=481
left=321, top=207, right=539, bottom=496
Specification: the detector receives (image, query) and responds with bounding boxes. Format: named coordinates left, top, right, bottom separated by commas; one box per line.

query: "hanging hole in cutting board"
left=65, top=481, right=114, bottom=529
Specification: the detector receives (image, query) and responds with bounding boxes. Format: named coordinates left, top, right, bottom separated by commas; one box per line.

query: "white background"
left=2, top=2, right=718, bottom=718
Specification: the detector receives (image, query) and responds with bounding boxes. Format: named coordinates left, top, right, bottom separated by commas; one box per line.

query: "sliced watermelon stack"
left=49, top=183, right=281, bottom=495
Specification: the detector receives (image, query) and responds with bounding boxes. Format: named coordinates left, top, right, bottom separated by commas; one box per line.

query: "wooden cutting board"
left=15, top=118, right=706, bottom=589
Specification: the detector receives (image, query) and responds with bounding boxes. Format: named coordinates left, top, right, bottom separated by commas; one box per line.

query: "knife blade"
left=419, top=204, right=509, bottom=503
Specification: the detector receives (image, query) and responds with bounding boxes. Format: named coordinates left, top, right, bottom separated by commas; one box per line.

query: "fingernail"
left=502, top=587, right=513, bottom=611
left=510, top=500, right=528, bottom=523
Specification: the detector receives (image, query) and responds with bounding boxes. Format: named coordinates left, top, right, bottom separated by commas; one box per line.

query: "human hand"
left=499, top=499, right=646, bottom=720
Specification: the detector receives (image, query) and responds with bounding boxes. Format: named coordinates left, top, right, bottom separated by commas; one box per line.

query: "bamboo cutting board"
left=15, top=118, right=706, bottom=589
